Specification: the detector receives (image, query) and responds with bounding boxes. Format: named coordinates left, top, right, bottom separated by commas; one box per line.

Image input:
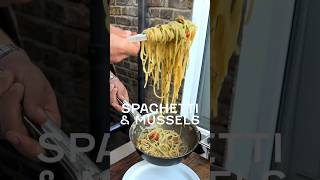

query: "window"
left=181, top=0, right=210, bottom=131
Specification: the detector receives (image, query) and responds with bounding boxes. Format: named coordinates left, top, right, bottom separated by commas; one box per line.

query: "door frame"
left=271, top=0, right=312, bottom=177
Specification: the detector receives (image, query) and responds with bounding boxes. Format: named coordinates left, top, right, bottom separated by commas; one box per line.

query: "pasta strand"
left=140, top=16, right=197, bottom=105
left=136, top=127, right=187, bottom=158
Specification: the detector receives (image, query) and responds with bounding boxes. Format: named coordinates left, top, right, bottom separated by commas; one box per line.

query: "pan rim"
left=129, top=113, right=200, bottom=160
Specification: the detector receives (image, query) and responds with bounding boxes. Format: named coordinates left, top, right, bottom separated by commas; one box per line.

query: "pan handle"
left=116, top=97, right=124, bottom=105
left=116, top=97, right=131, bottom=109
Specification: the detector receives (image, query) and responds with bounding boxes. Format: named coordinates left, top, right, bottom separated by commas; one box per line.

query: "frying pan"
left=129, top=113, right=200, bottom=166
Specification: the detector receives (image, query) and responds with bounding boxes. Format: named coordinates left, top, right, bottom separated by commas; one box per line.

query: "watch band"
left=110, top=71, right=117, bottom=80
left=0, top=44, right=20, bottom=60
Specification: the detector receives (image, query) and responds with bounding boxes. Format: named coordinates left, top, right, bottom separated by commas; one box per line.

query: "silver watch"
left=0, top=44, right=20, bottom=60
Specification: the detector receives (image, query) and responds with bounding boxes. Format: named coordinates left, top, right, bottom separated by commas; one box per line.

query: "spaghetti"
left=140, top=16, right=197, bottom=105
left=212, top=0, right=244, bottom=117
left=136, top=127, right=187, bottom=158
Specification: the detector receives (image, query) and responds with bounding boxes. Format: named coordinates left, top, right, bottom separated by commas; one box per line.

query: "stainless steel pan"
left=128, top=113, right=200, bottom=166
left=117, top=99, right=200, bottom=166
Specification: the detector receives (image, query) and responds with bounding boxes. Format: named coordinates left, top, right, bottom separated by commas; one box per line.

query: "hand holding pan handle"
left=116, top=98, right=157, bottom=129
left=116, top=97, right=142, bottom=121
left=23, top=114, right=103, bottom=180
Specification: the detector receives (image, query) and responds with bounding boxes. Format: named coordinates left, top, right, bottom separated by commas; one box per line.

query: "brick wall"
left=110, top=0, right=193, bottom=106
left=13, top=0, right=90, bottom=133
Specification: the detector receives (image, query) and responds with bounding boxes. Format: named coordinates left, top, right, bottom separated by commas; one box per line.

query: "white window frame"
left=180, top=0, right=210, bottom=121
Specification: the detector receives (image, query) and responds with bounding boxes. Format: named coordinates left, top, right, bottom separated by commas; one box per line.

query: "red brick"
left=147, top=0, right=166, bottom=7
left=115, top=16, right=131, bottom=26
left=16, top=14, right=53, bottom=45
left=172, top=9, right=192, bottom=19
left=125, top=7, right=138, bottom=16
left=110, top=6, right=122, bottom=15
left=160, top=9, right=174, bottom=20
left=148, top=8, right=160, bottom=18
left=168, top=0, right=193, bottom=9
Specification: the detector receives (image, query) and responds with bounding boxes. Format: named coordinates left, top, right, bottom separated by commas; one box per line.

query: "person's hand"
left=0, top=70, right=44, bottom=158
left=110, top=75, right=129, bottom=112
left=0, top=50, right=61, bottom=158
left=110, top=25, right=140, bottom=64
left=110, top=25, right=131, bottom=36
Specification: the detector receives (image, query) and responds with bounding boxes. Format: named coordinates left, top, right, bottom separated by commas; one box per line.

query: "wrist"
left=110, top=71, right=118, bottom=80
left=0, top=46, right=31, bottom=75
left=0, top=44, right=21, bottom=61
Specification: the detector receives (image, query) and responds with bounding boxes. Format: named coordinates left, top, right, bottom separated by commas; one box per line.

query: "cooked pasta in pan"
left=136, top=127, right=187, bottom=158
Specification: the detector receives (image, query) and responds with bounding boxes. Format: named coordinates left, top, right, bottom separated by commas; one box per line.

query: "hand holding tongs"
left=23, top=113, right=107, bottom=180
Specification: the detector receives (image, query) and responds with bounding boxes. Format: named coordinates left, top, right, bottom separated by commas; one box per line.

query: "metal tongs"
left=23, top=113, right=107, bottom=180
left=127, top=34, right=147, bottom=42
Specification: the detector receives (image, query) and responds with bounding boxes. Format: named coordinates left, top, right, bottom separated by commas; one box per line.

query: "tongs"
left=127, top=34, right=147, bottom=42
left=23, top=113, right=107, bottom=180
